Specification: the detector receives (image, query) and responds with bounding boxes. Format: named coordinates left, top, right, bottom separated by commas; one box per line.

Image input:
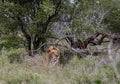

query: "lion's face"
left=44, top=46, right=60, bottom=67
left=47, top=46, right=60, bottom=54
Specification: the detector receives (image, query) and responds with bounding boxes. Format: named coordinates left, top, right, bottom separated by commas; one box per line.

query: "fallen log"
left=66, top=31, right=120, bottom=49
left=65, top=31, right=120, bottom=56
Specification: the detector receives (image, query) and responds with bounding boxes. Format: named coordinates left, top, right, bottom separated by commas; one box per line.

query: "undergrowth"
left=0, top=48, right=120, bottom=84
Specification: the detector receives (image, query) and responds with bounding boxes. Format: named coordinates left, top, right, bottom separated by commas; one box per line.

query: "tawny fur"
left=43, top=46, right=60, bottom=67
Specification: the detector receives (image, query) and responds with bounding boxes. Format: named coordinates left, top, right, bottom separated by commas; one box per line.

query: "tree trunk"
left=33, top=34, right=40, bottom=54
left=17, top=17, right=36, bottom=56
left=27, top=37, right=32, bottom=56
left=32, top=33, right=46, bottom=54
left=17, top=17, right=49, bottom=56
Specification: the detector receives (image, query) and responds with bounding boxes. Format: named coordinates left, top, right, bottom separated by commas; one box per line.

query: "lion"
left=43, top=45, right=60, bottom=67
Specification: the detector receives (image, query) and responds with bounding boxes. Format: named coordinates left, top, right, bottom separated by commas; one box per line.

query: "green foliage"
left=0, top=20, right=18, bottom=34
left=0, top=0, right=61, bottom=51
left=69, top=0, right=96, bottom=39
left=8, top=48, right=23, bottom=63
left=117, top=60, right=120, bottom=73
left=0, top=50, right=9, bottom=65
left=41, top=0, right=55, bottom=16
left=0, top=35, right=25, bottom=50
left=33, top=0, right=54, bottom=22
left=0, top=2, right=26, bottom=17
left=104, top=7, right=120, bottom=33
left=68, top=0, right=120, bottom=37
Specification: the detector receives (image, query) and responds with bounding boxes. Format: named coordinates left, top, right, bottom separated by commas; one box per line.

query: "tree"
left=0, top=0, right=120, bottom=57
left=67, top=0, right=119, bottom=39
left=0, top=0, right=63, bottom=56
left=103, top=1, right=120, bottom=33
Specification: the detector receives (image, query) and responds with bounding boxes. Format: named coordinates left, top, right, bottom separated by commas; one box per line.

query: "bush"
left=103, top=7, right=120, bottom=33
left=0, top=35, right=25, bottom=50
left=8, top=49, right=24, bottom=63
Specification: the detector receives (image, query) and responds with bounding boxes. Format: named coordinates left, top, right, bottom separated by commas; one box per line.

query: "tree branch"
left=16, top=17, right=31, bottom=40
left=46, top=0, right=62, bottom=24
left=66, top=31, right=120, bottom=50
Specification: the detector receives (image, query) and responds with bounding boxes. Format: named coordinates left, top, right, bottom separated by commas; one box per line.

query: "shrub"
left=8, top=49, right=23, bottom=63
left=0, top=35, right=25, bottom=50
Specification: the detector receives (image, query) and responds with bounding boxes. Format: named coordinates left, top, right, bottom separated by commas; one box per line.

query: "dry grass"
left=0, top=47, right=120, bottom=84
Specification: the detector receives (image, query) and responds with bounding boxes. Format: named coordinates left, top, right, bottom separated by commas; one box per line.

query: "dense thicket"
left=0, top=0, right=120, bottom=56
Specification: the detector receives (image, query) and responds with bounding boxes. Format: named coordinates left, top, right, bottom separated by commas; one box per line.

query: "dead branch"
left=65, top=31, right=120, bottom=55
left=66, top=31, right=120, bottom=49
